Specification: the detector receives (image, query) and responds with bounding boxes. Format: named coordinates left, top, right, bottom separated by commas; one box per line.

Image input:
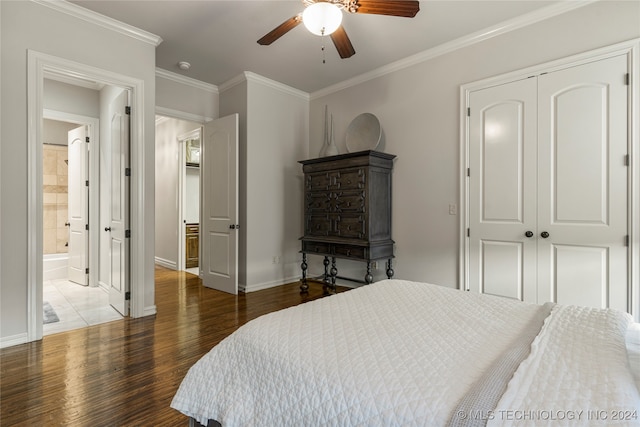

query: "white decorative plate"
left=345, top=113, right=381, bottom=153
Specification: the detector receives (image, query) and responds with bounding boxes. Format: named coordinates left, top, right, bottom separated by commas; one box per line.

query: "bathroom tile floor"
left=43, top=279, right=123, bottom=336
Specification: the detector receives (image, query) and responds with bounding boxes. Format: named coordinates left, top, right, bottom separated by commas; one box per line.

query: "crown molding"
left=244, top=71, right=310, bottom=100
left=155, top=115, right=170, bottom=126
left=311, top=0, right=596, bottom=99
left=220, top=71, right=309, bottom=100
left=156, top=68, right=219, bottom=94
left=32, top=0, right=162, bottom=47
left=218, top=73, right=247, bottom=93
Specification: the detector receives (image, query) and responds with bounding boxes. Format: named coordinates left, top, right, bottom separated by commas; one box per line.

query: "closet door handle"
left=540, top=231, right=550, bottom=238
left=524, top=231, right=534, bottom=238
left=105, top=227, right=111, bottom=232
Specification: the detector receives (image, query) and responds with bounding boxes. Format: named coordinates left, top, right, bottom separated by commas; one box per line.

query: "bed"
left=171, top=279, right=640, bottom=426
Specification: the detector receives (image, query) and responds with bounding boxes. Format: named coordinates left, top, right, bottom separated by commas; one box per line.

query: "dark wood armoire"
left=299, top=150, right=395, bottom=293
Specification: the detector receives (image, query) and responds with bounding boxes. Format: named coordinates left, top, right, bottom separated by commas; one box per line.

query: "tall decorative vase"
left=324, top=114, right=339, bottom=157
left=319, top=105, right=329, bottom=157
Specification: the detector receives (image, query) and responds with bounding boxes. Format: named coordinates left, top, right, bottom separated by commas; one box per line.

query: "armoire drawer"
left=333, top=244, right=366, bottom=259
left=301, top=241, right=332, bottom=255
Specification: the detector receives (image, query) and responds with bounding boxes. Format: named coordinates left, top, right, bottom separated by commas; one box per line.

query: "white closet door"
left=468, top=78, right=538, bottom=301
left=537, top=54, right=628, bottom=311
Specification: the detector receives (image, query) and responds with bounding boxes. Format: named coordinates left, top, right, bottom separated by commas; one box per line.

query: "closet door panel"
left=553, top=244, right=609, bottom=308
left=481, top=102, right=525, bottom=222
left=553, top=85, right=607, bottom=223
left=537, top=54, right=628, bottom=311
left=468, top=78, right=538, bottom=302
left=481, top=240, right=524, bottom=300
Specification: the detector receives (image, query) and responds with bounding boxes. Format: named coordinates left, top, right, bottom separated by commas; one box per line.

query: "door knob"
left=229, top=224, right=240, bottom=230
left=105, top=227, right=111, bottom=232
left=525, top=231, right=534, bottom=238
left=540, top=231, right=550, bottom=238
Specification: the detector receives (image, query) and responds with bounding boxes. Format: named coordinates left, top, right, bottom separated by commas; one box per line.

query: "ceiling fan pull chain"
left=321, top=29, right=327, bottom=64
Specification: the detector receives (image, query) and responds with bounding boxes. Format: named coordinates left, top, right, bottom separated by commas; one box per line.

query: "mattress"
left=171, top=279, right=640, bottom=426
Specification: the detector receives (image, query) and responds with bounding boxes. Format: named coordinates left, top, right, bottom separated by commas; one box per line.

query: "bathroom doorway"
left=41, top=110, right=122, bottom=335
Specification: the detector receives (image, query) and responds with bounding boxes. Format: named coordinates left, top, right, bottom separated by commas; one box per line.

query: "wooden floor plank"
left=0, top=266, right=343, bottom=426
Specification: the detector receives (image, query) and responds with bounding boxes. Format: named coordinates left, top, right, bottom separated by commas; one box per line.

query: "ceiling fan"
left=257, top=0, right=420, bottom=59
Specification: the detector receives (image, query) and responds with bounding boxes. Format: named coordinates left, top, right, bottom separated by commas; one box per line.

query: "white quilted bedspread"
left=170, top=280, right=639, bottom=426
left=489, top=305, right=640, bottom=427
left=172, top=280, right=546, bottom=426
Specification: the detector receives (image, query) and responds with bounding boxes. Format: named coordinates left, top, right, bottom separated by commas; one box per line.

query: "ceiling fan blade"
left=352, top=0, right=420, bottom=18
left=257, top=15, right=302, bottom=45
left=330, top=26, right=356, bottom=59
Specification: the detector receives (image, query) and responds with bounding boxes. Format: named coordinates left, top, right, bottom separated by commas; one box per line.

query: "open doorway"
left=180, top=128, right=201, bottom=275
left=154, top=113, right=239, bottom=293
left=41, top=113, right=123, bottom=335
left=154, top=116, right=201, bottom=275
left=27, top=50, right=147, bottom=342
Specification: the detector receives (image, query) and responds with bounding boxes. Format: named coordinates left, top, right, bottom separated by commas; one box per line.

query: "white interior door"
left=468, top=54, right=629, bottom=311
left=201, top=114, right=239, bottom=294
left=67, top=125, right=89, bottom=286
left=536, top=54, right=628, bottom=311
left=468, top=77, right=538, bottom=301
left=107, top=90, right=130, bottom=315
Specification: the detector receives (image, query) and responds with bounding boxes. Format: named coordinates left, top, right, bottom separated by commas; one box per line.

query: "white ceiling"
left=70, top=0, right=560, bottom=93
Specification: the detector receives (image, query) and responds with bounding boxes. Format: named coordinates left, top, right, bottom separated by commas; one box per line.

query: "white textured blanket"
left=488, top=305, right=640, bottom=426
left=171, top=280, right=639, bottom=426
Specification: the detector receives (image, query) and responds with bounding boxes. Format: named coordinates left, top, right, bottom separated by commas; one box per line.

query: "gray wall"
left=308, top=0, right=640, bottom=288
left=220, top=74, right=309, bottom=291
left=44, top=79, right=100, bottom=118
left=244, top=76, right=309, bottom=290
left=1, top=0, right=157, bottom=344
left=156, top=70, right=218, bottom=121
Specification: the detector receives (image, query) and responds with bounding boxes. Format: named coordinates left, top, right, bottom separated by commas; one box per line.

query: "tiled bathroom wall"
left=43, top=144, right=68, bottom=254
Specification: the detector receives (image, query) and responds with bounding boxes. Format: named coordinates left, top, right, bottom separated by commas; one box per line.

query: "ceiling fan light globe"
left=302, top=3, right=343, bottom=36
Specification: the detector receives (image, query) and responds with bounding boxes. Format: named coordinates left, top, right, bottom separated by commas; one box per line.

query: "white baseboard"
left=143, top=305, right=157, bottom=317
left=0, top=333, right=29, bottom=349
left=155, top=257, right=177, bottom=270
left=241, top=275, right=302, bottom=293
left=98, top=280, right=109, bottom=292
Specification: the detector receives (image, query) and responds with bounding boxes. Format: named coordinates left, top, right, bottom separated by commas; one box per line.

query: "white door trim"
left=43, top=110, right=100, bottom=289
left=28, top=50, right=148, bottom=342
left=459, top=38, right=640, bottom=320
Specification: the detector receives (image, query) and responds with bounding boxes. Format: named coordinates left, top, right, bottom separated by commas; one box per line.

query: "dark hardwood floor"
left=0, top=266, right=343, bottom=426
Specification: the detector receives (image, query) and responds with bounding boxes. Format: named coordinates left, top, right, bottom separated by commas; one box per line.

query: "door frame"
left=177, top=127, right=202, bottom=272
left=459, top=39, right=640, bottom=320
left=27, top=50, right=147, bottom=342
left=43, top=110, right=100, bottom=289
